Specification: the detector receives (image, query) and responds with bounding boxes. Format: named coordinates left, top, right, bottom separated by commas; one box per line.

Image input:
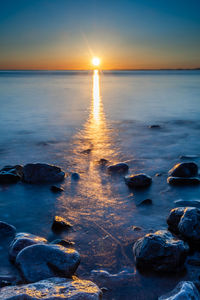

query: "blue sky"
left=0, top=0, right=200, bottom=69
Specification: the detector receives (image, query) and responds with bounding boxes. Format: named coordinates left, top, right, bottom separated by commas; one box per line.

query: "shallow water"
left=0, top=70, right=200, bottom=299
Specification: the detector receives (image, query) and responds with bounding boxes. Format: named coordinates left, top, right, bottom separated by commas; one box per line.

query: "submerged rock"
left=71, top=172, right=80, bottom=180
left=167, top=207, right=200, bottom=244
left=107, top=163, right=129, bottom=174
left=50, top=239, right=75, bottom=247
left=0, top=221, right=16, bottom=238
left=0, top=165, right=23, bottom=184
left=50, top=185, right=64, bottom=193
left=159, top=281, right=200, bottom=300
left=0, top=275, right=16, bottom=288
left=16, top=244, right=80, bottom=283
left=52, top=216, right=72, bottom=232
left=0, top=277, right=102, bottom=299
left=125, top=173, right=152, bottom=188
left=138, top=199, right=153, bottom=206
left=98, top=158, right=109, bottom=166
left=23, top=163, right=65, bottom=183
left=133, top=230, right=189, bottom=272
left=149, top=124, right=161, bottom=129
left=9, top=233, right=47, bottom=263
left=169, top=162, right=198, bottom=178
left=174, top=199, right=200, bottom=208
left=167, top=176, right=200, bottom=185
left=91, top=268, right=135, bottom=286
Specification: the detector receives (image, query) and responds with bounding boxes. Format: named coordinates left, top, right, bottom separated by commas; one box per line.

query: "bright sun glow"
left=92, top=57, right=100, bottom=67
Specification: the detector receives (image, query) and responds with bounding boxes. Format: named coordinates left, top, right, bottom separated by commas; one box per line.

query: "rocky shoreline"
left=0, top=161, right=200, bottom=298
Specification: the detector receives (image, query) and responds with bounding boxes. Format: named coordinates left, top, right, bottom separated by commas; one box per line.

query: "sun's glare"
left=92, top=57, right=100, bottom=67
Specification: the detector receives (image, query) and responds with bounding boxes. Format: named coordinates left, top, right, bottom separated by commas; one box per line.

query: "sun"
left=92, top=57, right=100, bottom=67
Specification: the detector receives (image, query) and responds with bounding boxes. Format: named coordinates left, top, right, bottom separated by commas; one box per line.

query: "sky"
left=0, top=0, right=200, bottom=70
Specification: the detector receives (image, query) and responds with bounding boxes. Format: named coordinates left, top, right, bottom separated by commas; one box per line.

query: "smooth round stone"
left=16, top=244, right=80, bottom=283
left=71, top=172, right=80, bottom=180
left=169, top=162, right=198, bottom=178
left=0, top=277, right=102, bottom=299
left=125, top=173, right=152, bottom=188
left=133, top=230, right=189, bottom=272
left=167, top=176, right=200, bottom=185
left=159, top=281, right=200, bottom=300
left=0, top=221, right=16, bottom=238
left=107, top=163, right=129, bottom=174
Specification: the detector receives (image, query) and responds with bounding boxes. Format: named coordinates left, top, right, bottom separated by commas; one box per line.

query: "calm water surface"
left=0, top=70, right=200, bottom=299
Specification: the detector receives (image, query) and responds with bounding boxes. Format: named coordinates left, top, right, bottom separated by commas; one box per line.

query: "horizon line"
left=0, top=67, right=200, bottom=71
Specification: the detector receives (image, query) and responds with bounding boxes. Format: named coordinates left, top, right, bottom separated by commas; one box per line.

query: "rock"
left=81, top=148, right=92, bottom=154
left=9, top=233, right=47, bottom=263
left=169, top=162, right=198, bottom=178
left=0, top=221, right=16, bottom=238
left=71, top=172, right=80, bottom=180
left=0, top=165, right=23, bottom=184
left=138, top=199, right=153, bottom=206
left=125, top=173, right=152, bottom=188
left=107, top=163, right=129, bottom=174
left=50, top=185, right=64, bottom=193
left=98, top=159, right=109, bottom=166
left=52, top=216, right=72, bottom=232
left=133, top=230, right=189, bottom=272
left=159, top=281, right=200, bottom=300
left=167, top=207, right=200, bottom=244
left=50, top=239, right=75, bottom=247
left=149, top=125, right=161, bottom=129
left=0, top=277, right=102, bottom=299
left=16, top=244, right=80, bottom=283
left=167, top=176, right=200, bottom=185
left=91, top=268, right=134, bottom=286
left=174, top=199, right=200, bottom=208
left=132, top=226, right=142, bottom=231
left=23, top=163, right=65, bottom=183
left=0, top=275, right=16, bottom=288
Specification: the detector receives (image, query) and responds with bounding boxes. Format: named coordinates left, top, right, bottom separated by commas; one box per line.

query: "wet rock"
left=52, top=216, right=72, bottom=232
left=138, top=199, right=153, bottom=206
left=81, top=148, right=92, bottom=154
left=149, top=124, right=161, bottom=129
left=132, top=226, right=142, bottom=231
left=107, top=162, right=129, bottom=174
left=0, top=221, right=16, bottom=238
left=174, top=199, right=200, bottom=208
left=0, top=275, right=16, bottom=288
left=159, top=281, right=200, bottom=300
left=50, top=185, right=64, bottom=193
left=0, top=165, right=22, bottom=183
left=9, top=233, right=47, bottom=263
left=71, top=172, right=80, bottom=180
left=125, top=173, right=152, bottom=188
left=0, top=277, right=102, bottom=299
left=91, top=268, right=134, bottom=287
left=168, top=207, right=200, bottom=244
left=23, top=163, right=65, bottom=183
left=98, top=159, right=109, bottom=166
left=50, top=239, right=75, bottom=247
left=167, top=176, right=200, bottom=185
left=16, top=244, right=80, bottom=283
left=133, top=230, right=189, bottom=272
left=169, top=162, right=198, bottom=178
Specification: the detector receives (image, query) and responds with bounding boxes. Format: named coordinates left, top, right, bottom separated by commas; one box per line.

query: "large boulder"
left=0, top=165, right=23, bottom=184
left=159, top=281, right=200, bottom=300
left=125, top=173, right=152, bottom=188
left=9, top=233, right=47, bottom=263
left=169, top=162, right=198, bottom=178
left=0, top=221, right=16, bottom=238
left=23, top=163, right=65, bottom=183
left=16, top=244, right=80, bottom=283
left=107, top=163, right=129, bottom=174
left=167, top=207, right=200, bottom=244
left=0, top=277, right=102, bottom=299
left=133, top=230, right=189, bottom=272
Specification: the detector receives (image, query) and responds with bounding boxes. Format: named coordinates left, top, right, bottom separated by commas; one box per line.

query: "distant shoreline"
left=0, top=68, right=200, bottom=72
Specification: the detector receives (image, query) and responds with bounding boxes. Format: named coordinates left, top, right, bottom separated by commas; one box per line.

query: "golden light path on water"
left=55, top=70, right=133, bottom=272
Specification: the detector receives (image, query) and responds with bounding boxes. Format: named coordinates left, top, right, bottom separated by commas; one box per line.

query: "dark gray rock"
left=167, top=207, right=200, bottom=244
left=125, top=173, right=152, bottom=188
left=23, top=163, right=65, bottom=183
left=98, top=158, right=109, bottom=166
left=0, top=165, right=23, bottom=184
left=159, top=281, right=200, bottom=300
left=138, top=199, right=153, bottom=206
left=50, top=185, right=64, bottom=193
left=16, top=244, right=80, bottom=283
left=149, top=124, right=161, bottom=129
left=169, top=162, right=198, bottom=178
left=9, top=233, right=47, bottom=263
left=71, top=172, right=80, bottom=180
left=167, top=176, right=200, bottom=185
left=52, top=216, right=72, bottom=232
left=0, top=221, right=16, bottom=238
left=0, top=277, right=102, bottom=299
left=133, top=230, right=189, bottom=272
left=107, top=163, right=129, bottom=174
left=50, top=239, right=75, bottom=247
